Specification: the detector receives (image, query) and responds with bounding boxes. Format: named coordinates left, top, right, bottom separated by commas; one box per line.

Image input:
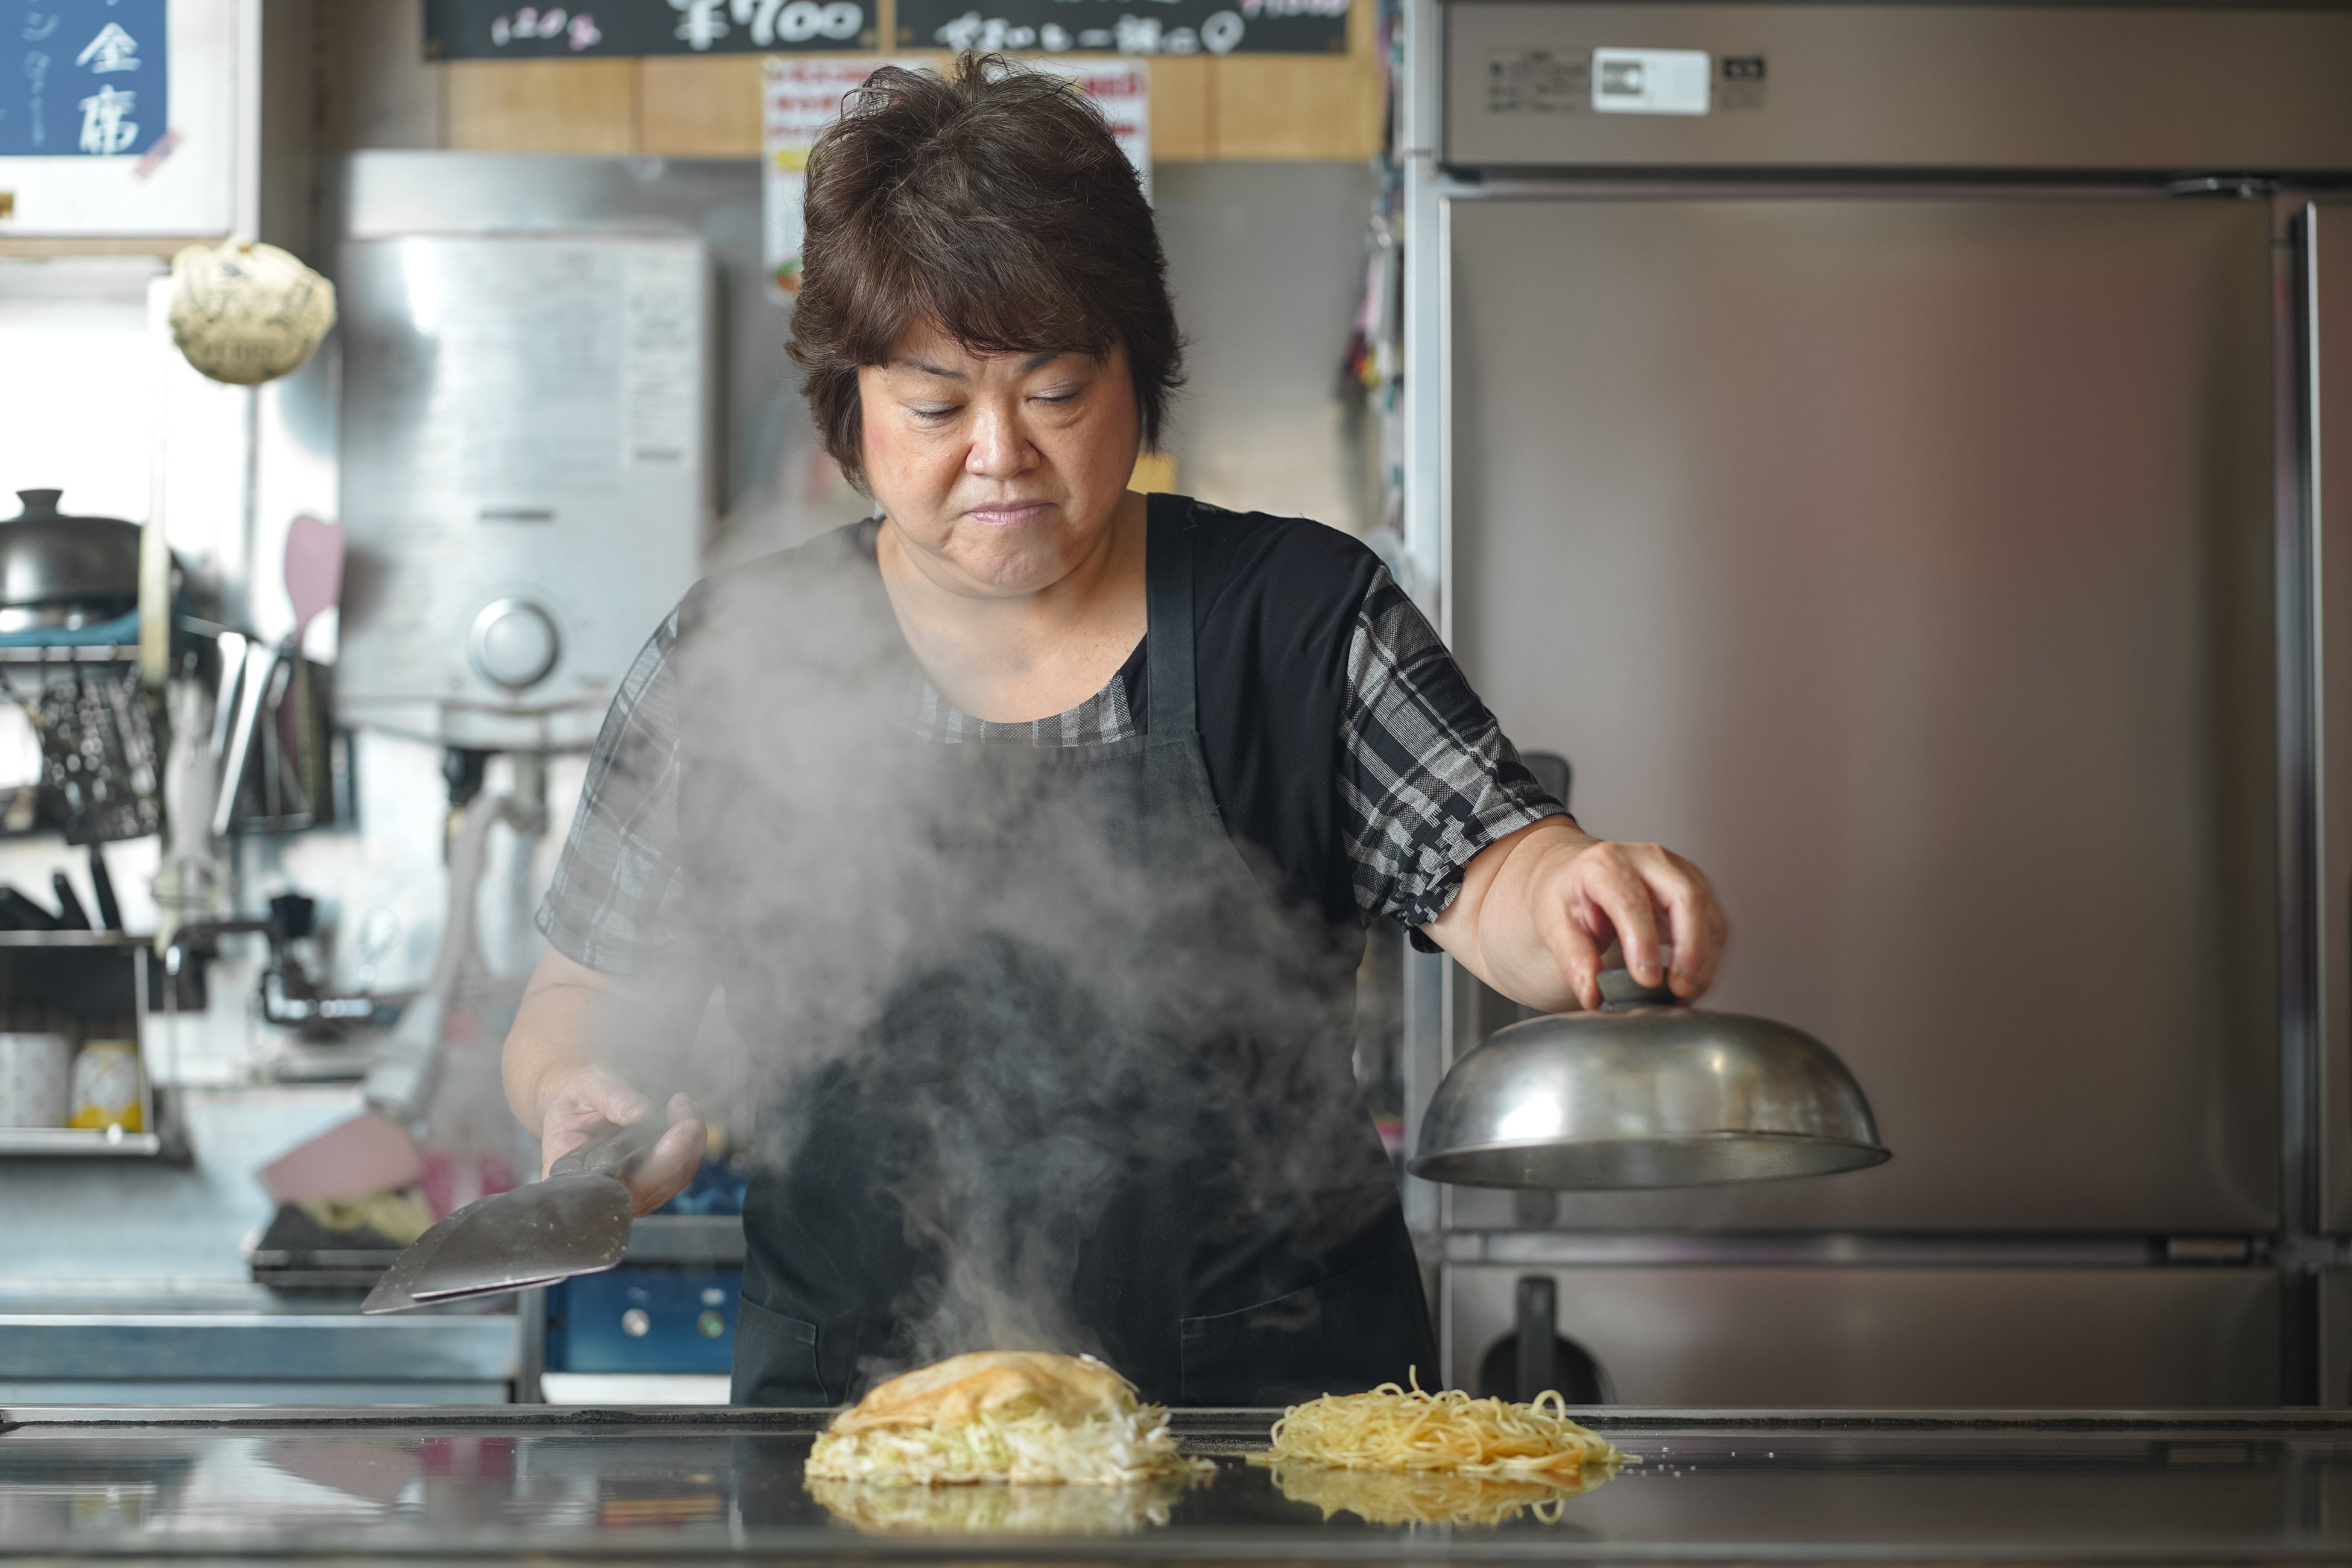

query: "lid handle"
left=1596, top=967, right=1678, bottom=1010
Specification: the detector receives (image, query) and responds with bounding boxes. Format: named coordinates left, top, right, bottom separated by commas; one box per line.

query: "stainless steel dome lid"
left=1408, top=968, right=1891, bottom=1190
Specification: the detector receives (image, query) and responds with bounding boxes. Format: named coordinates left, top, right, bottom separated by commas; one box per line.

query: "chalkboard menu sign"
left=426, top=0, right=1342, bottom=58
left=426, top=0, right=880, bottom=57
left=1, top=0, right=169, bottom=157
left=899, top=0, right=1347, bottom=55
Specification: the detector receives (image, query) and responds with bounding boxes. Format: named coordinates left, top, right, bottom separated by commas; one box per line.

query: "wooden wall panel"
left=0, top=237, right=199, bottom=258
left=1147, top=57, right=1212, bottom=162
left=444, top=58, right=640, bottom=153
left=640, top=56, right=768, bottom=156
left=1209, top=0, right=1381, bottom=160
left=320, top=0, right=446, bottom=150
left=1211, top=55, right=1379, bottom=160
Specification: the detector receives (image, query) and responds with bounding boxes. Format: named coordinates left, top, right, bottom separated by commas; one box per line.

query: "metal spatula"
left=361, top=1119, right=662, bottom=1314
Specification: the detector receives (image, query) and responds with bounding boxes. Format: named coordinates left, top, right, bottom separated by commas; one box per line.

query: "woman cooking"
left=502, top=55, right=1727, bottom=1408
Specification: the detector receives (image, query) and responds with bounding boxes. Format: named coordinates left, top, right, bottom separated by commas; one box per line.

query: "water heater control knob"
left=469, top=598, right=561, bottom=691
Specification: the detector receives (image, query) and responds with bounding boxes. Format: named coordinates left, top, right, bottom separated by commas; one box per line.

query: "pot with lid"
left=1409, top=966, right=1890, bottom=1189
left=0, top=490, right=143, bottom=634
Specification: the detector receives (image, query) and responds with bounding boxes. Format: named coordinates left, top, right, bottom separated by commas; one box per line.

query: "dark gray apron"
left=727, top=504, right=1434, bottom=1407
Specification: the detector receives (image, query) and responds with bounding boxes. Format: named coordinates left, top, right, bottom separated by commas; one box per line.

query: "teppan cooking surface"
left=8, top=1407, right=2352, bottom=1562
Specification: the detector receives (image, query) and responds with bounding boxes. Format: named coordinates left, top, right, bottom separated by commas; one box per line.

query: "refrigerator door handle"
left=2305, top=201, right=2347, bottom=1242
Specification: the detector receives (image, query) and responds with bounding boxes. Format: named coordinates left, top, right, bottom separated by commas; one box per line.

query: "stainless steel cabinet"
left=1446, top=1264, right=2280, bottom=1408
left=0, top=1310, right=522, bottom=1406
left=2320, top=1269, right=2352, bottom=1409
left=1446, top=195, right=2279, bottom=1234
left=1441, top=4, right=2352, bottom=173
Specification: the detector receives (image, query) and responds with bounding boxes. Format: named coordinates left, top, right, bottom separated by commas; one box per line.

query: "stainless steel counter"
left=0, top=1286, right=522, bottom=1406
left=8, top=1406, right=2352, bottom=1561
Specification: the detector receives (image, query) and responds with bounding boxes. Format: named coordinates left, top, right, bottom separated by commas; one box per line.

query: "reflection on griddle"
left=602, top=1491, right=725, bottom=1528
left=1263, top=1459, right=1617, bottom=1527
left=808, top=1472, right=1197, bottom=1535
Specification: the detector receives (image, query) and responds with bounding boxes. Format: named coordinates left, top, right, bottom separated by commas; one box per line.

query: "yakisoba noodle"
left=1262, top=1374, right=1625, bottom=1477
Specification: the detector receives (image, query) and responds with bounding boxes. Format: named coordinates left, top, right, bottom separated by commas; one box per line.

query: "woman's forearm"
left=501, top=945, right=714, bottom=1208
left=501, top=974, right=615, bottom=1130
left=1426, top=818, right=1596, bottom=1011
left=502, top=944, right=715, bottom=1123
left=1421, top=817, right=1727, bottom=1012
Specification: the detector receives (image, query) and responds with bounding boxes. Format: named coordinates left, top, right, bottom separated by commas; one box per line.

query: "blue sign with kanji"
left=1, top=0, right=168, bottom=157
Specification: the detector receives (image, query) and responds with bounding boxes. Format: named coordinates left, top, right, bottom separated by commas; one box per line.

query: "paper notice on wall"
left=763, top=56, right=1151, bottom=296
left=762, top=57, right=915, bottom=295
left=1049, top=60, right=1151, bottom=202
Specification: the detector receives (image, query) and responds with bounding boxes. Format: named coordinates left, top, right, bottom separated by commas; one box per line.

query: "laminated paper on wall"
left=762, top=57, right=1149, bottom=296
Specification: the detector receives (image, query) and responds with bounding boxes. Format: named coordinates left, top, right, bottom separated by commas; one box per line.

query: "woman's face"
left=859, top=321, right=1142, bottom=598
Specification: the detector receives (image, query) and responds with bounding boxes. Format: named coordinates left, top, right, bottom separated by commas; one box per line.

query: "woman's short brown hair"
left=787, top=54, right=1181, bottom=490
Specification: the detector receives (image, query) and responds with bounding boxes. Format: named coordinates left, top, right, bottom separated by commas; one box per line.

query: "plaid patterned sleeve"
left=1339, top=569, right=1567, bottom=928
left=535, top=607, right=694, bottom=975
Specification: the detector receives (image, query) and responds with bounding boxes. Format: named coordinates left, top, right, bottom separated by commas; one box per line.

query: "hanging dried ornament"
left=167, top=239, right=337, bottom=387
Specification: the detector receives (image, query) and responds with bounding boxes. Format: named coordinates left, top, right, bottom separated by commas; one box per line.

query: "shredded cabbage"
left=806, top=1402, right=1201, bottom=1487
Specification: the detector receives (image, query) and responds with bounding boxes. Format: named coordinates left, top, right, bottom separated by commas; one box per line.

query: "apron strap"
left=1143, top=496, right=1198, bottom=737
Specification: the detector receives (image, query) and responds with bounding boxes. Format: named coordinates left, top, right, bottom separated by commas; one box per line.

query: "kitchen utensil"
left=206, top=630, right=248, bottom=768
left=282, top=516, right=343, bottom=816
left=361, top=1118, right=663, bottom=1314
left=0, top=884, right=60, bottom=931
left=1475, top=1273, right=1610, bottom=1405
left=0, top=492, right=142, bottom=636
left=0, top=1033, right=71, bottom=1127
left=66, top=1040, right=142, bottom=1133
left=283, top=516, right=344, bottom=642
left=207, top=519, right=344, bottom=839
left=1409, top=968, right=1891, bottom=1189
left=49, top=872, right=90, bottom=931
left=212, top=639, right=278, bottom=838
left=86, top=846, right=121, bottom=932
left=35, top=669, right=162, bottom=844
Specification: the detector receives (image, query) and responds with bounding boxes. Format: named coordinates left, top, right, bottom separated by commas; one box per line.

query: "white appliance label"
left=622, top=247, right=700, bottom=470
left=1592, top=47, right=1712, bottom=115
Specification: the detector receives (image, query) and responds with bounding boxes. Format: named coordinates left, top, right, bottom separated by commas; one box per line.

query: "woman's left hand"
left=1420, top=818, right=1728, bottom=1013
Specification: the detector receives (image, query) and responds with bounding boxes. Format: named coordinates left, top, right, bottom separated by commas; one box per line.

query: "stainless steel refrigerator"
left=1394, top=1, right=2352, bottom=1406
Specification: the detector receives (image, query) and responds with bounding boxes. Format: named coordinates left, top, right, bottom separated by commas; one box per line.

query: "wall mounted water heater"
left=337, top=233, right=710, bottom=751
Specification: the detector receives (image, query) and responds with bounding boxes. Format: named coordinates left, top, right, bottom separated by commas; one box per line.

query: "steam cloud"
left=628, top=542, right=1397, bottom=1383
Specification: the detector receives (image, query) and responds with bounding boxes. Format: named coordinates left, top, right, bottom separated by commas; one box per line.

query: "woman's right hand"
left=535, top=1063, right=707, bottom=1217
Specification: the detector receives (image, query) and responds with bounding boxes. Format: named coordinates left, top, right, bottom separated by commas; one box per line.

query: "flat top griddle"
left=8, top=1406, right=2352, bottom=1563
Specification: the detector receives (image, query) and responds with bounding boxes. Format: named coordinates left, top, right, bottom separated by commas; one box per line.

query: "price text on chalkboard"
left=1, top=0, right=169, bottom=157
left=426, top=0, right=879, bottom=57
left=900, top=0, right=1346, bottom=55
